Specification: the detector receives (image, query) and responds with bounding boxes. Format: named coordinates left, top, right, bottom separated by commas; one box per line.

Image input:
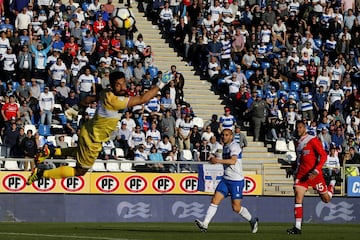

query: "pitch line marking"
left=0, top=232, right=133, bottom=240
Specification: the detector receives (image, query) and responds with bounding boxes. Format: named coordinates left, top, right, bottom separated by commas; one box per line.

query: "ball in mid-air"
left=112, top=7, right=135, bottom=29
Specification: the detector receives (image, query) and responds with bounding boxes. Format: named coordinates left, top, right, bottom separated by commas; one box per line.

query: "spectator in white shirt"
left=39, top=87, right=54, bottom=125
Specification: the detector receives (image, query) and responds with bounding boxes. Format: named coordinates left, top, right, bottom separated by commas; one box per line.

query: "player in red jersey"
left=287, top=120, right=336, bottom=235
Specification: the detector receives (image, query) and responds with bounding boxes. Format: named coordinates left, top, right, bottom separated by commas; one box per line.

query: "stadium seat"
left=53, top=104, right=63, bottom=112
left=261, top=62, right=271, bottom=70
left=66, top=159, right=76, bottom=167
left=115, top=148, right=125, bottom=158
left=58, top=113, right=67, bottom=125
left=288, top=141, right=295, bottom=152
left=38, top=124, right=51, bottom=137
left=277, top=90, right=289, bottom=99
left=106, top=161, right=122, bottom=172
left=221, top=68, right=231, bottom=76
left=245, top=70, right=254, bottom=80
left=4, top=160, right=21, bottom=171
left=314, top=38, right=322, bottom=49
left=285, top=151, right=296, bottom=162
left=147, top=66, right=158, bottom=80
left=229, top=61, right=237, bottom=72
left=288, top=91, right=299, bottom=101
left=126, top=39, right=134, bottom=48
left=64, top=136, right=73, bottom=147
left=12, top=81, right=19, bottom=91
left=120, top=162, right=135, bottom=172
left=290, top=81, right=301, bottom=92
left=281, top=81, right=290, bottom=91
left=46, top=136, right=57, bottom=146
left=180, top=149, right=193, bottom=161
left=192, top=117, right=204, bottom=130
left=92, top=160, right=107, bottom=172
left=77, top=115, right=82, bottom=127
left=24, top=124, right=37, bottom=134
left=275, top=138, right=288, bottom=153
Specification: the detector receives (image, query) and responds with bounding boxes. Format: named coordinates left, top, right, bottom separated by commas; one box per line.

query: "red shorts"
left=294, top=173, right=328, bottom=194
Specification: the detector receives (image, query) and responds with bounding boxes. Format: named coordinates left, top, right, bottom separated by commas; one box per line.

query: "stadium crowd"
left=143, top=0, right=360, bottom=176
left=1, top=0, right=360, bottom=177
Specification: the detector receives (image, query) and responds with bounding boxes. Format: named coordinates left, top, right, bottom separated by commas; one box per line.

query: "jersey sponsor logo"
left=124, top=175, right=147, bottom=193
left=180, top=176, right=198, bottom=193
left=61, top=176, right=85, bottom=192
left=243, top=176, right=256, bottom=194
left=117, top=201, right=151, bottom=219
left=32, top=178, right=56, bottom=192
left=2, top=174, right=26, bottom=192
left=316, top=201, right=355, bottom=221
left=172, top=201, right=205, bottom=219
left=96, top=175, right=119, bottom=193
left=152, top=176, right=175, bottom=193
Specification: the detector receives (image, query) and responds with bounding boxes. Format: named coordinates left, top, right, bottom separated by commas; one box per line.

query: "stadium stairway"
left=112, top=1, right=293, bottom=195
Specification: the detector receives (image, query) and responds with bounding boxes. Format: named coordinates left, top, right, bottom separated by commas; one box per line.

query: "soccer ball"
left=112, top=7, right=136, bottom=30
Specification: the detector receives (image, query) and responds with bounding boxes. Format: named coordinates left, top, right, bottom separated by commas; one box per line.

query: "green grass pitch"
left=0, top=222, right=359, bottom=240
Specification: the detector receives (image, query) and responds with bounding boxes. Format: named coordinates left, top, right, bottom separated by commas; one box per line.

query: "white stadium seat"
left=4, top=160, right=21, bottom=171
left=24, top=124, right=37, bottom=135
left=91, top=161, right=107, bottom=172
left=106, top=162, right=122, bottom=172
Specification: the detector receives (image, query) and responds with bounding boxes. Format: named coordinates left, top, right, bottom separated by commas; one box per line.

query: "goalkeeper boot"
left=26, top=167, right=44, bottom=185
left=250, top=217, right=259, bottom=233
left=195, top=219, right=208, bottom=233
left=287, top=226, right=302, bottom=235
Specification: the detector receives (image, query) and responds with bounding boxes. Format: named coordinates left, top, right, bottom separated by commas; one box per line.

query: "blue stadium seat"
left=314, top=38, right=322, bottom=49
left=147, top=66, right=158, bottom=79
left=229, top=61, right=237, bottom=72
left=12, top=81, right=19, bottom=91
left=281, top=81, right=290, bottom=91
left=261, top=62, right=271, bottom=70
left=58, top=113, right=68, bottom=125
left=126, top=39, right=134, bottom=49
left=277, top=90, right=289, bottom=99
left=290, top=81, right=301, bottom=91
left=289, top=91, right=299, bottom=101
left=221, top=68, right=231, bottom=76
left=38, top=124, right=51, bottom=137
left=217, top=78, right=226, bottom=89
left=245, top=70, right=254, bottom=80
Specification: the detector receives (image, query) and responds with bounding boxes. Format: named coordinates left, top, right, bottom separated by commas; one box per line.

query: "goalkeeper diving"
left=27, top=71, right=172, bottom=185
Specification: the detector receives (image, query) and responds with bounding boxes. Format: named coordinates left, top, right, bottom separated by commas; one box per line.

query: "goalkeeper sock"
left=43, top=166, right=76, bottom=179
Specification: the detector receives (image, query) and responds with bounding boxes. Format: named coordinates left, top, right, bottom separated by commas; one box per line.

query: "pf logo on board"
left=180, top=176, right=198, bottom=193
left=243, top=176, right=256, bottom=194
left=96, top=175, right=119, bottom=193
left=152, top=176, right=175, bottom=193
left=61, top=176, right=85, bottom=192
left=125, top=175, right=147, bottom=193
left=33, top=178, right=56, bottom=192
left=2, top=174, right=26, bottom=192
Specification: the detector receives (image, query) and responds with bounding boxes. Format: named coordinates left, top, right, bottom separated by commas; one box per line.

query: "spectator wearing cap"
left=128, top=126, right=146, bottom=155
left=49, top=58, right=68, bottom=87
left=55, top=79, right=71, bottom=104
left=39, top=87, right=55, bottom=125
left=220, top=107, right=236, bottom=131
left=225, top=73, right=241, bottom=100
left=93, top=14, right=107, bottom=35
left=234, top=125, right=248, bottom=148
left=29, top=33, right=53, bottom=81
left=1, top=46, right=17, bottom=83
left=133, top=144, right=149, bottom=170
left=160, top=90, right=173, bottom=112
left=113, top=120, right=131, bottom=153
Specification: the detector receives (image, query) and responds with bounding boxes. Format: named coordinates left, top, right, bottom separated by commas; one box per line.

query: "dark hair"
left=109, top=71, right=125, bottom=89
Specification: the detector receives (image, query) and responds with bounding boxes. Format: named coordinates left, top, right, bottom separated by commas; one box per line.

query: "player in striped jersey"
left=195, top=129, right=258, bottom=233
left=220, top=107, right=236, bottom=131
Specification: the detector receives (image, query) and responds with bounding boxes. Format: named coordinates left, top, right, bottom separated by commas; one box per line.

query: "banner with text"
left=347, top=176, right=360, bottom=197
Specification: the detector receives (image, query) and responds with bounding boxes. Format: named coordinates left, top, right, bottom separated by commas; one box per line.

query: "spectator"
left=234, top=125, right=247, bottom=148
left=177, top=113, right=193, bottom=150
left=39, top=86, right=54, bottom=125
left=19, top=100, right=32, bottom=125
left=160, top=109, right=176, bottom=146
left=20, top=129, right=37, bottom=171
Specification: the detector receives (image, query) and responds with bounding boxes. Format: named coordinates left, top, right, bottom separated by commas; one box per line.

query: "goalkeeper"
left=27, top=71, right=172, bottom=185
